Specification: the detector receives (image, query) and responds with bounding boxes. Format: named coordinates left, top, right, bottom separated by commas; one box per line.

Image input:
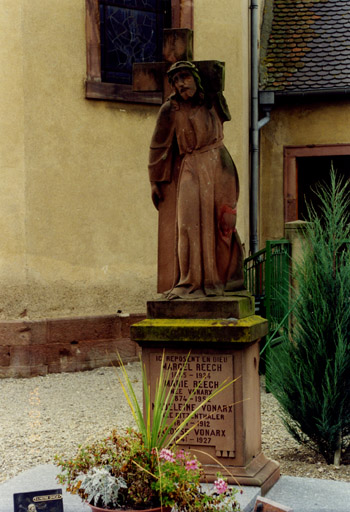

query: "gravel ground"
left=1, top=363, right=349, bottom=484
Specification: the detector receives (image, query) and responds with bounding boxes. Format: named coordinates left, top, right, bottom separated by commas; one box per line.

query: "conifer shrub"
left=267, top=170, right=350, bottom=465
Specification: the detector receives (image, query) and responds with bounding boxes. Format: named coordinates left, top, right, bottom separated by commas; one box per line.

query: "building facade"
left=0, top=0, right=252, bottom=375
left=259, top=0, right=350, bottom=244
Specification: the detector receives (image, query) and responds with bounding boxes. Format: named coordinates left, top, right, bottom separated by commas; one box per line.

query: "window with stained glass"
left=99, top=0, right=171, bottom=84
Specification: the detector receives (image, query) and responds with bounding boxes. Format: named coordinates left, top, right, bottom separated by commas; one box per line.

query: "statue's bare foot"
left=166, top=292, right=180, bottom=300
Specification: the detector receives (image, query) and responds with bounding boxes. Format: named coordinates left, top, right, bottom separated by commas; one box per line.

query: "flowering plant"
left=55, top=430, right=240, bottom=511
left=55, top=353, right=241, bottom=510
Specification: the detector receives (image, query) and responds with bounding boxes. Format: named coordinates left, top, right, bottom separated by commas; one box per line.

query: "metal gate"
left=244, top=239, right=291, bottom=356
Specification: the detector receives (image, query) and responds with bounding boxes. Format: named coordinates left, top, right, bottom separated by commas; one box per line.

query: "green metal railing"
left=244, top=239, right=291, bottom=353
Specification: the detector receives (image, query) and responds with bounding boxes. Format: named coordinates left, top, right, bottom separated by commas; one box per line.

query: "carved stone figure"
left=149, top=61, right=244, bottom=299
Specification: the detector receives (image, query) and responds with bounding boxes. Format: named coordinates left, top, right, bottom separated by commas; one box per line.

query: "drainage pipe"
left=258, top=110, right=270, bottom=130
left=250, top=0, right=260, bottom=256
left=250, top=0, right=273, bottom=255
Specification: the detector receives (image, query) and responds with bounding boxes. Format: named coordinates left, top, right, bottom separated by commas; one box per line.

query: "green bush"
left=267, top=170, right=350, bottom=465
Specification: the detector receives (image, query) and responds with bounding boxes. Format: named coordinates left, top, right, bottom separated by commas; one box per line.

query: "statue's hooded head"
left=167, top=61, right=205, bottom=99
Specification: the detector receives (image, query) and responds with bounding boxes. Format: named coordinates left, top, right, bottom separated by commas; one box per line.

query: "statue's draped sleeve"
left=148, top=100, right=176, bottom=183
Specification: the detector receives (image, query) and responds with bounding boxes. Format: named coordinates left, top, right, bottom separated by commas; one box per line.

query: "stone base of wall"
left=0, top=313, right=145, bottom=378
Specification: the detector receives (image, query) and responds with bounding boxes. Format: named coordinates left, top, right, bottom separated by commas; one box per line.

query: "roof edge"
left=260, top=87, right=350, bottom=101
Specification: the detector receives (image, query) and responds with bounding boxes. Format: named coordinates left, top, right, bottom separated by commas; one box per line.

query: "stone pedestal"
left=130, top=294, right=280, bottom=495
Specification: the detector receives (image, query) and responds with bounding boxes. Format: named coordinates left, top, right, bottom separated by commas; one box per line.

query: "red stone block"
left=0, top=322, right=31, bottom=346
left=29, top=364, right=48, bottom=377
left=112, top=316, right=122, bottom=339
left=46, top=361, right=63, bottom=374
left=0, top=346, right=11, bottom=366
left=25, top=320, right=47, bottom=345
left=47, top=315, right=117, bottom=343
left=75, top=338, right=138, bottom=365
left=0, top=365, right=32, bottom=378
left=9, top=346, right=31, bottom=367
left=47, top=344, right=78, bottom=374
left=162, top=28, right=193, bottom=63
left=0, top=313, right=145, bottom=377
left=254, top=496, right=293, bottom=512
left=45, top=339, right=135, bottom=374
left=10, top=345, right=48, bottom=367
left=120, top=314, right=145, bottom=339
left=120, top=315, right=131, bottom=338
left=130, top=314, right=146, bottom=324
left=114, top=338, right=139, bottom=361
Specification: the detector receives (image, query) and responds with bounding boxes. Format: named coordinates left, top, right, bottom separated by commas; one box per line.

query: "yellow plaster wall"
left=0, top=0, right=251, bottom=320
left=0, top=1, right=28, bottom=315
left=260, top=100, right=350, bottom=245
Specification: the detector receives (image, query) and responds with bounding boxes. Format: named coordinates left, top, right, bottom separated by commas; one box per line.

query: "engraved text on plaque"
left=149, top=351, right=235, bottom=458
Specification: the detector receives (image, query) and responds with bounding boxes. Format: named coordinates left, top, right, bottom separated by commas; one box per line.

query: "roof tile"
left=260, top=0, right=350, bottom=92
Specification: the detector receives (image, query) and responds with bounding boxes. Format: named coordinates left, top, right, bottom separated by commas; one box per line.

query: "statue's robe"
left=149, top=94, right=244, bottom=298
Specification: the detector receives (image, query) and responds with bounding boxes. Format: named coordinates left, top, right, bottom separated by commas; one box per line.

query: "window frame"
left=85, top=0, right=193, bottom=103
left=284, top=144, right=350, bottom=222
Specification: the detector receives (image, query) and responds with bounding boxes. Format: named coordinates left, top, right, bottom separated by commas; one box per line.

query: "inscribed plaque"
left=13, top=489, right=63, bottom=512
left=150, top=351, right=235, bottom=457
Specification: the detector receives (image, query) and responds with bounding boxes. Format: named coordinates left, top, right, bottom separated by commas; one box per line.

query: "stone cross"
left=132, top=28, right=226, bottom=103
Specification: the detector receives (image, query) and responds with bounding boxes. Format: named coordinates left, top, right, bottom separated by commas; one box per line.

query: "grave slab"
left=265, top=475, right=350, bottom=512
left=3, top=466, right=350, bottom=512
left=0, top=465, right=89, bottom=512
left=0, top=464, right=259, bottom=512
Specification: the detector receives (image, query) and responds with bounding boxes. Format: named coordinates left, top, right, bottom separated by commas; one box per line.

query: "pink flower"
left=159, top=449, right=175, bottom=462
left=185, top=459, right=199, bottom=471
left=214, top=478, right=228, bottom=494
left=176, top=450, right=186, bottom=460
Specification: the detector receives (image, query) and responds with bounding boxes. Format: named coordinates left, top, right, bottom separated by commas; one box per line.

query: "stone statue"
left=149, top=61, right=244, bottom=299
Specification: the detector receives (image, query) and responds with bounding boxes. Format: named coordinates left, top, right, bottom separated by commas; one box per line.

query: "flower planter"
left=87, top=504, right=171, bottom=512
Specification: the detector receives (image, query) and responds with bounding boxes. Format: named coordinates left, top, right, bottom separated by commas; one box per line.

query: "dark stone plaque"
left=13, top=489, right=63, bottom=512
left=149, top=351, right=235, bottom=457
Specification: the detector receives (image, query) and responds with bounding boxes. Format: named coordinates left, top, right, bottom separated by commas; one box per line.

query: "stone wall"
left=0, top=314, right=144, bottom=378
